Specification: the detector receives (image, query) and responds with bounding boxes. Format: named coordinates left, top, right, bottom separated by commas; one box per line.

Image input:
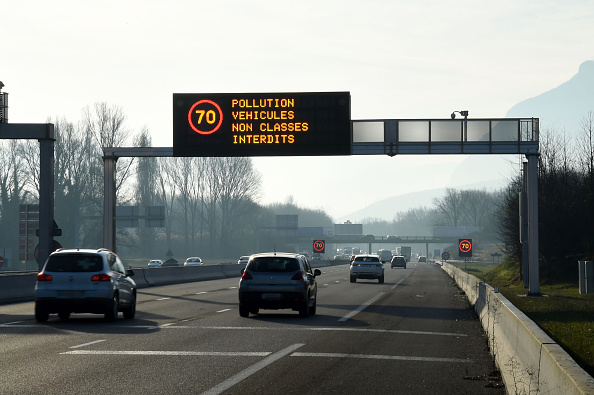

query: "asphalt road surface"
left=0, top=262, right=505, bottom=394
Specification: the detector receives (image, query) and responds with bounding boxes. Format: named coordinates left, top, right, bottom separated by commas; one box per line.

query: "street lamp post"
left=451, top=110, right=469, bottom=141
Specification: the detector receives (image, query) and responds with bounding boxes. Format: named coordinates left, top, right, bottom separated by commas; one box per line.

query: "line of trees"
left=360, top=188, right=500, bottom=241
left=497, top=112, right=594, bottom=281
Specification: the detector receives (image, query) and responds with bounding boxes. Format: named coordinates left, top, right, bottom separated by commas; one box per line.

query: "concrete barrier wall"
left=0, top=273, right=38, bottom=304
left=0, top=260, right=345, bottom=305
left=441, top=262, right=594, bottom=394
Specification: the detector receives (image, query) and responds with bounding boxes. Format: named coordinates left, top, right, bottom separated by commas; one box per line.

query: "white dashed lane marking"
left=70, top=340, right=106, bottom=349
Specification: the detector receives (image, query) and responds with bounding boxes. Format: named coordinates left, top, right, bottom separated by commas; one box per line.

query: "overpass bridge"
left=327, top=235, right=457, bottom=244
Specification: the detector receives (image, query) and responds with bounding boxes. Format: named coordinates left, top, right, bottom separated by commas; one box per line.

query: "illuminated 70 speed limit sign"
left=313, top=240, right=325, bottom=254
left=458, top=239, right=473, bottom=257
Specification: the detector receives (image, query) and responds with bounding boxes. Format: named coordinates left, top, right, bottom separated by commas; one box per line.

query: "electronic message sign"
left=459, top=239, right=473, bottom=258
left=173, top=92, right=351, bottom=157
left=313, top=239, right=326, bottom=254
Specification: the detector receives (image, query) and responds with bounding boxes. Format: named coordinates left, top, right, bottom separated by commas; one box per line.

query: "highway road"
left=0, top=262, right=504, bottom=394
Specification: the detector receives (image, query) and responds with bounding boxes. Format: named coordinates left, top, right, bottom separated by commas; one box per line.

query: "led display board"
left=459, top=239, right=473, bottom=257
left=173, top=92, right=351, bottom=157
left=313, top=240, right=326, bottom=254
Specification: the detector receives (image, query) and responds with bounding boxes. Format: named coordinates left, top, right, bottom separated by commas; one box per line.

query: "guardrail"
left=441, top=262, right=594, bottom=394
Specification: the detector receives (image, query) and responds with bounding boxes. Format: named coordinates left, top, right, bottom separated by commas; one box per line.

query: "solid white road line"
left=291, top=352, right=471, bottom=363
left=62, top=350, right=271, bottom=356
left=199, top=326, right=467, bottom=337
left=201, top=344, right=304, bottom=395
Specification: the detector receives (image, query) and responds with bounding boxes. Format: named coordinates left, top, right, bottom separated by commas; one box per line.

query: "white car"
left=350, top=254, right=384, bottom=283
left=237, top=256, right=250, bottom=265
left=148, top=259, right=162, bottom=268
left=184, top=257, right=203, bottom=266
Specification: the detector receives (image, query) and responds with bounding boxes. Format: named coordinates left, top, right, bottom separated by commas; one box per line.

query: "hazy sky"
left=4, top=0, right=594, bottom=219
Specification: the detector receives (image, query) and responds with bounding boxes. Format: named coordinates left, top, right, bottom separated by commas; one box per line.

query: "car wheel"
left=249, top=307, right=259, bottom=315
left=58, top=312, right=71, bottom=320
left=35, top=304, right=49, bottom=323
left=350, top=275, right=356, bottom=283
left=299, top=300, right=310, bottom=318
left=239, top=304, right=250, bottom=317
left=308, top=300, right=317, bottom=316
left=105, top=294, right=119, bottom=321
left=123, top=292, right=136, bottom=319
left=379, top=275, right=384, bottom=284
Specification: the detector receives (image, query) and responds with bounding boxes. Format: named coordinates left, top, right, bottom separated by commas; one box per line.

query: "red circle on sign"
left=187, top=100, right=223, bottom=135
left=459, top=239, right=472, bottom=253
left=313, top=240, right=325, bottom=252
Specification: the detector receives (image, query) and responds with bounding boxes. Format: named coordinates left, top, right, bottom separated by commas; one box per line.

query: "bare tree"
left=156, top=157, right=180, bottom=253
left=577, top=111, right=594, bottom=180
left=132, top=128, right=162, bottom=257
left=0, top=140, right=31, bottom=254
left=433, top=188, right=464, bottom=227
left=218, top=157, right=261, bottom=249
left=174, top=157, right=206, bottom=257
left=82, top=102, right=135, bottom=204
left=460, top=189, right=493, bottom=227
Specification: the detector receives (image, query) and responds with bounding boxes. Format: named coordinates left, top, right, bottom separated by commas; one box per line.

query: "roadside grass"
left=450, top=259, right=594, bottom=377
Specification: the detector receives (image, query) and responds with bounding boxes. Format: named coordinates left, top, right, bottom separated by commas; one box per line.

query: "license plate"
left=57, top=290, right=84, bottom=298
left=262, top=293, right=282, bottom=300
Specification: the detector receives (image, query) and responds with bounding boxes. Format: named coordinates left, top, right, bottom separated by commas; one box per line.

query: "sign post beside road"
left=458, top=239, right=473, bottom=258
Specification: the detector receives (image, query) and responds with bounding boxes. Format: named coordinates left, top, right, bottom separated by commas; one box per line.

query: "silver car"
left=238, top=253, right=321, bottom=317
left=350, top=254, right=385, bottom=283
left=184, top=257, right=203, bottom=266
left=35, top=248, right=137, bottom=322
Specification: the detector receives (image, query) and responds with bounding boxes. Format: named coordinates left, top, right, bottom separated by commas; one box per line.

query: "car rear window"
left=45, top=254, right=104, bottom=272
left=248, top=257, right=300, bottom=272
left=355, top=256, right=380, bottom=263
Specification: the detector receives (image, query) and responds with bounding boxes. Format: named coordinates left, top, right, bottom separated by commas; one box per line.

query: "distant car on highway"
left=148, top=259, right=162, bottom=268
left=350, top=254, right=384, bottom=283
left=391, top=255, right=407, bottom=269
left=238, top=252, right=321, bottom=317
left=418, top=256, right=427, bottom=263
left=184, top=257, right=203, bottom=266
left=35, top=248, right=137, bottom=322
left=237, top=256, right=250, bottom=265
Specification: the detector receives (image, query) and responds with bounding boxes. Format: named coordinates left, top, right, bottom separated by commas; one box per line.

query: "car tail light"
left=37, top=273, right=52, bottom=281
left=291, top=271, right=304, bottom=281
left=91, top=273, right=111, bottom=281
left=241, top=270, right=253, bottom=280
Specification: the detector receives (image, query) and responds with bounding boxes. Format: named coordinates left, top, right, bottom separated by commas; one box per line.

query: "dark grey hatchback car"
left=238, top=253, right=321, bottom=317
left=391, top=255, right=407, bottom=269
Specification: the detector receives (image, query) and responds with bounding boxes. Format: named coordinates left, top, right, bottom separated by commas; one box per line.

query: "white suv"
left=350, top=254, right=385, bottom=283
left=35, top=248, right=137, bottom=322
